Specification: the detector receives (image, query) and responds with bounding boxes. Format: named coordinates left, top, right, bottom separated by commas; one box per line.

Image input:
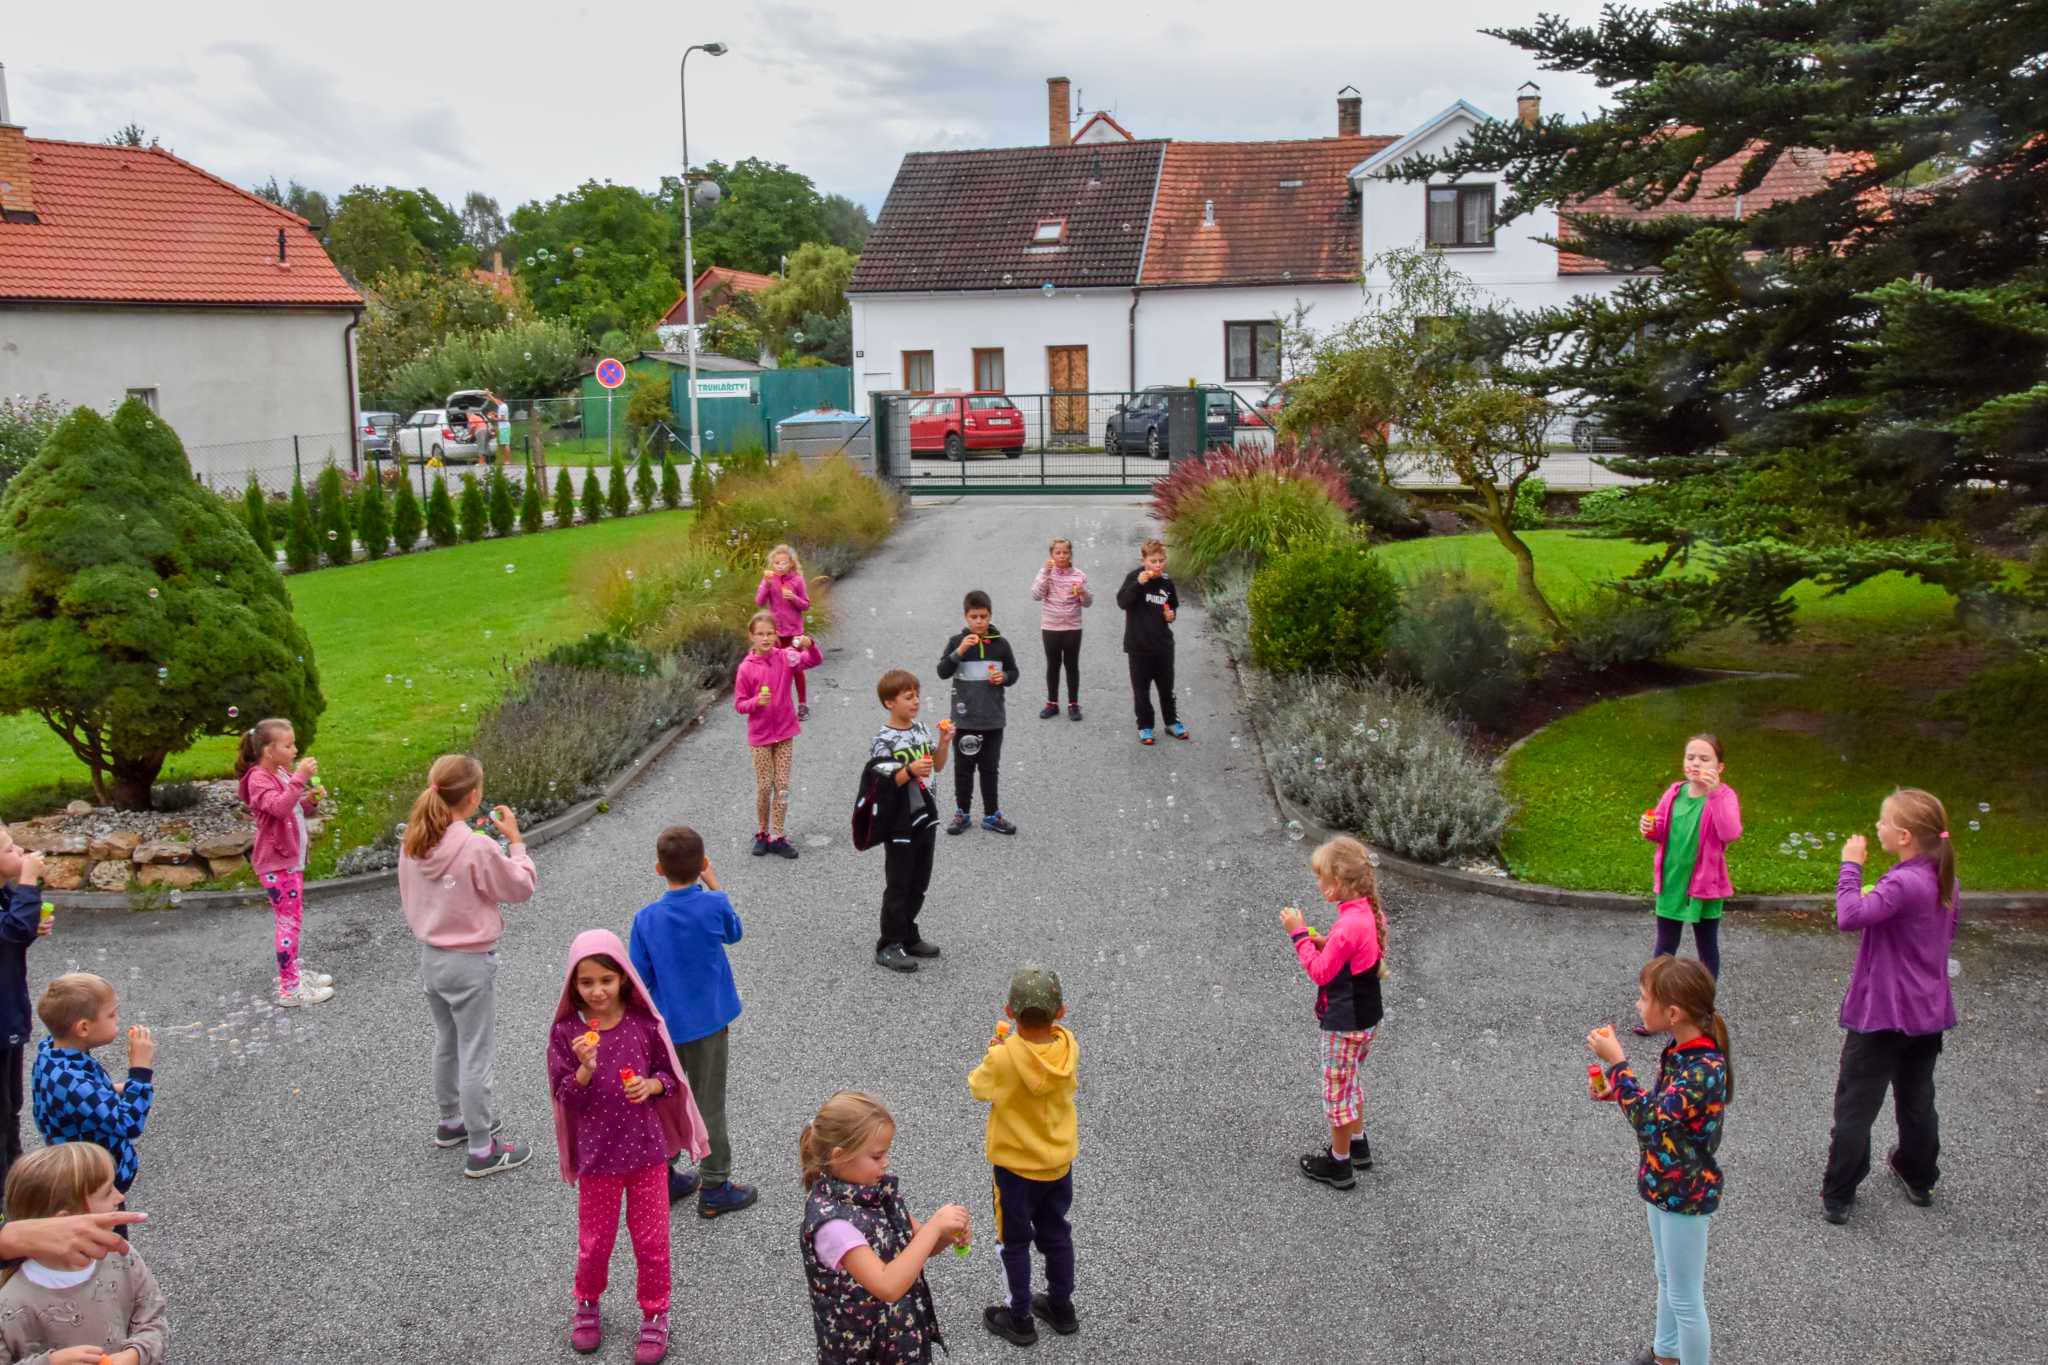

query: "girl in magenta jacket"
left=1634, top=735, right=1742, bottom=1031
left=1279, top=835, right=1387, bottom=1191
left=756, top=544, right=813, bottom=719
left=735, top=610, right=822, bottom=861
left=235, top=719, right=335, bottom=1007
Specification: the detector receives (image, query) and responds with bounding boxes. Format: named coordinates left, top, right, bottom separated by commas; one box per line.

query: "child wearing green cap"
left=968, top=964, right=1080, bottom=1346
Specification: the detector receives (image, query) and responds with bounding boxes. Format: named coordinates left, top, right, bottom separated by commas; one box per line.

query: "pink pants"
left=261, top=871, right=304, bottom=991
left=574, top=1162, right=671, bottom=1312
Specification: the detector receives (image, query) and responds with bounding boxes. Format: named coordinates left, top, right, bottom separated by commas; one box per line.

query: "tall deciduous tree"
left=679, top=158, right=827, bottom=276
left=505, top=182, right=681, bottom=338
left=357, top=269, right=511, bottom=406
left=460, top=191, right=508, bottom=259
left=756, top=243, right=855, bottom=337
left=0, top=402, right=324, bottom=808
left=818, top=193, right=874, bottom=252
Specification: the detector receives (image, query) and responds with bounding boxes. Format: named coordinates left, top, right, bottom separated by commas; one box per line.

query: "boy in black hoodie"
left=0, top=823, right=54, bottom=1191
left=935, top=590, right=1023, bottom=836
left=1115, top=539, right=1186, bottom=744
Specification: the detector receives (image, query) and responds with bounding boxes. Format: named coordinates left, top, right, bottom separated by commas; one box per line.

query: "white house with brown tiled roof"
left=0, top=74, right=363, bottom=486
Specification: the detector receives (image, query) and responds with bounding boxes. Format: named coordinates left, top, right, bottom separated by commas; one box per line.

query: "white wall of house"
left=1134, top=282, right=1360, bottom=400
left=0, top=305, right=358, bottom=486
left=849, top=289, right=1136, bottom=413
left=1354, top=109, right=1626, bottom=314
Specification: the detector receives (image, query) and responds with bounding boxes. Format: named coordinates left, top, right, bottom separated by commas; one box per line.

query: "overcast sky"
left=5, top=0, right=1616, bottom=217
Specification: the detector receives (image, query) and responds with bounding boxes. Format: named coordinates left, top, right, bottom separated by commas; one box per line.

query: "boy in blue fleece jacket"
left=31, top=972, right=155, bottom=1192
left=629, top=825, right=755, bottom=1219
left=0, top=824, right=55, bottom=1191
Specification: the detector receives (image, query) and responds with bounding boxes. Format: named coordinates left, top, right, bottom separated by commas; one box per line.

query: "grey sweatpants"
left=418, top=943, right=500, bottom=1148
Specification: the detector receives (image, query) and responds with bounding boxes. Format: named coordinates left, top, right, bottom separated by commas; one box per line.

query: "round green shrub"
left=1385, top=570, right=1527, bottom=727
left=1248, top=540, right=1399, bottom=675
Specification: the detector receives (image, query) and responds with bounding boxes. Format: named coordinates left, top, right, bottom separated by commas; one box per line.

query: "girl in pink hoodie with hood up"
left=235, top=719, right=335, bottom=1007
left=549, top=928, right=709, bottom=1364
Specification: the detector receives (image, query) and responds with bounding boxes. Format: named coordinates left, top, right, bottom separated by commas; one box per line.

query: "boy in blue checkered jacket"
left=31, top=973, right=156, bottom=1192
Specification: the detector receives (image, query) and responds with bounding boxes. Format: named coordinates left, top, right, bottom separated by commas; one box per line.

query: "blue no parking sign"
left=595, top=357, right=627, bottom=389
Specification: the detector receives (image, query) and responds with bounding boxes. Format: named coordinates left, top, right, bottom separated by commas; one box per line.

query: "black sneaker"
left=983, top=1305, right=1038, bottom=1347
left=1031, top=1293, right=1078, bottom=1336
left=875, top=944, right=919, bottom=973
left=766, top=837, right=799, bottom=860
left=1351, top=1135, right=1373, bottom=1170
left=1039, top=701, right=1060, bottom=719
left=982, top=811, right=1017, bottom=835
left=946, top=810, right=972, bottom=835
left=751, top=833, right=770, bottom=857
left=1298, top=1148, right=1355, bottom=1190
left=1887, top=1148, right=1933, bottom=1206
left=905, top=939, right=942, bottom=959
left=1068, top=703, right=1082, bottom=722
left=1822, top=1198, right=1853, bottom=1225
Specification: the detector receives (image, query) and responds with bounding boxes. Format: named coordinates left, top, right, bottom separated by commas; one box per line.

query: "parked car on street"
left=1105, top=386, right=1263, bottom=459
left=357, top=410, right=398, bottom=463
left=1568, top=411, right=1629, bottom=453
left=908, top=392, right=1026, bottom=459
left=394, top=408, right=490, bottom=463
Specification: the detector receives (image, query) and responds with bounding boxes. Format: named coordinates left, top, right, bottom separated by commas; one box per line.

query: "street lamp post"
left=680, top=41, right=728, bottom=465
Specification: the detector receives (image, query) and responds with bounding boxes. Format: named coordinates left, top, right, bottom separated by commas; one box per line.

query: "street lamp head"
left=693, top=179, right=723, bottom=211
left=703, top=42, right=728, bottom=55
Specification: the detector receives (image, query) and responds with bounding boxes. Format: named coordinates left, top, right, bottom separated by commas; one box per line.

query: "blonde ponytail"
left=1311, top=835, right=1387, bottom=977
left=403, top=754, right=481, bottom=861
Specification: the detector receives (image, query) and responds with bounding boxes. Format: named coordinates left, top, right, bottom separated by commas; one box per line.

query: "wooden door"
left=1047, top=345, right=1088, bottom=437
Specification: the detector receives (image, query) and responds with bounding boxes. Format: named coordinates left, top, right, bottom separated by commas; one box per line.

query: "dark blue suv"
left=1104, top=386, right=1258, bottom=458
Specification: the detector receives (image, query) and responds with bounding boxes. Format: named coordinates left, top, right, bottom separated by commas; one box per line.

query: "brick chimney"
left=1048, top=76, right=1071, bottom=147
left=1516, top=81, right=1542, bottom=128
left=0, top=63, right=34, bottom=222
left=1337, top=85, right=1362, bottom=139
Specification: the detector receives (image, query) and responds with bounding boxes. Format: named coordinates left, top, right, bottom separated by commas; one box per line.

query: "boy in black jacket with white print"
left=1115, top=539, right=1186, bottom=744
left=869, top=669, right=953, bottom=974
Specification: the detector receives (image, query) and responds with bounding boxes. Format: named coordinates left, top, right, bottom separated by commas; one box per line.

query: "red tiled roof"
left=1074, top=111, right=1135, bottom=142
left=0, top=137, right=361, bottom=307
left=660, top=267, right=779, bottom=324
left=1556, top=142, right=1866, bottom=274
left=848, top=141, right=1166, bottom=294
left=1141, top=137, right=1393, bottom=287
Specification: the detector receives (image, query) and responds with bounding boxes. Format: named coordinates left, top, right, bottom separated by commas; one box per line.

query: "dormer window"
left=1032, top=219, right=1066, bottom=244
left=1427, top=184, right=1495, bottom=247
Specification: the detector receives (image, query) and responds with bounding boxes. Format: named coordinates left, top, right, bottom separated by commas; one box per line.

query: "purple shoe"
left=570, top=1300, right=602, bottom=1354
left=635, top=1311, right=670, bottom=1363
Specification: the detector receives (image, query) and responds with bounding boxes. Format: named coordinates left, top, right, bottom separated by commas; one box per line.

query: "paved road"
left=39, top=496, right=2045, bottom=1363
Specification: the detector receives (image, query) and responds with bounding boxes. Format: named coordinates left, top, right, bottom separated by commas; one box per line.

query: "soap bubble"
left=459, top=703, right=468, bottom=712
left=147, top=587, right=159, bottom=599
left=625, top=569, right=635, bottom=581
left=702, top=579, right=712, bottom=590
left=385, top=673, right=394, bottom=684
left=1978, top=802, right=1990, bottom=813
left=503, top=564, right=515, bottom=574
left=442, top=876, right=457, bottom=888
left=955, top=701, right=968, bottom=715
left=1285, top=820, right=1304, bottom=841
left=156, top=666, right=169, bottom=680
left=1947, top=957, right=1961, bottom=979
left=483, top=629, right=492, bottom=639
left=227, top=706, right=240, bottom=719
left=958, top=734, right=983, bottom=757
left=714, top=567, right=723, bottom=578
left=404, top=678, right=413, bottom=688
left=394, top=822, right=406, bottom=835
left=1313, top=756, right=1326, bottom=772
left=1968, top=819, right=1980, bottom=832
left=168, top=891, right=182, bottom=906
left=296, top=655, right=303, bottom=663
left=547, top=780, right=557, bottom=791
left=326, top=530, right=337, bottom=541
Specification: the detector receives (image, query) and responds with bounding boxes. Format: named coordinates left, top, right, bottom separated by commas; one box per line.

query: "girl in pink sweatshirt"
left=1030, top=537, right=1094, bottom=721
left=398, top=753, right=538, bottom=1178
left=235, top=719, right=335, bottom=1007
left=1279, top=835, right=1387, bottom=1191
left=734, top=610, right=822, bottom=860
left=756, top=544, right=813, bottom=719
left=550, top=928, right=708, bottom=1362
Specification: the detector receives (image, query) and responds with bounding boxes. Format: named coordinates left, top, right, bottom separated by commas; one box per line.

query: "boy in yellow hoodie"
left=969, top=964, right=1079, bottom=1347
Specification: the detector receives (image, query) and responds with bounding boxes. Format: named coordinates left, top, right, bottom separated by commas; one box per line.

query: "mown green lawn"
left=1370, top=530, right=2045, bottom=892
left=0, top=510, right=694, bottom=877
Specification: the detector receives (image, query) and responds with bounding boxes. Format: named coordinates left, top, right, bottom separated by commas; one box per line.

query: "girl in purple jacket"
left=1633, top=735, right=1741, bottom=1031
left=1280, top=836, right=1387, bottom=1190
left=735, top=610, right=822, bottom=860
left=234, top=719, right=335, bottom=1007
left=757, top=544, right=813, bottom=719
left=1821, top=787, right=1959, bottom=1224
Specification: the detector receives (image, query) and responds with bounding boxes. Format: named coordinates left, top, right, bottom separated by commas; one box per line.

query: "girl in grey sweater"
left=0, top=1143, right=167, bottom=1364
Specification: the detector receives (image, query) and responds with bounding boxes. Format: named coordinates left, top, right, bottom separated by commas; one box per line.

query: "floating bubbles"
left=864, top=648, right=874, bottom=660
left=955, top=701, right=968, bottom=715
left=547, top=780, right=557, bottom=791
left=702, top=579, right=712, bottom=590
left=156, top=666, right=169, bottom=680
left=1979, top=802, right=1990, bottom=813
left=459, top=703, right=468, bottom=713
left=326, top=530, right=337, bottom=541
left=958, top=734, right=983, bottom=757
left=714, top=567, right=723, bottom=578
left=1285, top=820, right=1305, bottom=841
left=227, top=706, right=240, bottom=719
left=524, top=352, right=534, bottom=362
left=483, top=629, right=492, bottom=639
left=167, top=891, right=182, bottom=906
left=1229, top=735, right=1241, bottom=749
left=442, top=876, right=457, bottom=889
left=296, top=655, right=303, bottom=663
left=404, top=678, right=413, bottom=689
left=147, top=587, right=159, bottom=599
left=1968, top=819, right=1980, bottom=832
left=1366, top=729, right=1381, bottom=742
left=1312, top=756, right=1326, bottom=772
left=504, top=563, right=515, bottom=574
left=385, top=673, right=394, bottom=684
left=394, top=822, right=407, bottom=836
left=1948, top=957, right=1962, bottom=979
left=625, top=569, right=635, bottom=581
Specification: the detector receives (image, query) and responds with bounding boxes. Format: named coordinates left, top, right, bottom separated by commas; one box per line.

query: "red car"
left=908, top=393, right=1026, bottom=459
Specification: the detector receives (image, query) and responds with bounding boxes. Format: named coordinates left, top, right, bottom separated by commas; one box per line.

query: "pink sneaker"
left=635, top=1311, right=670, bottom=1363
left=570, top=1300, right=601, bottom=1354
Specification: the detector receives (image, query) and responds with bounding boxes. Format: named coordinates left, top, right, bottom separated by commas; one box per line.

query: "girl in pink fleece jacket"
left=550, top=928, right=708, bottom=1361
left=756, top=544, right=813, bottom=718
left=235, top=719, right=335, bottom=1007
left=398, top=753, right=539, bottom=1178
left=1635, top=735, right=1742, bottom=1032
left=734, top=610, right=822, bottom=860
left=1280, top=836, right=1387, bottom=1191
left=1030, top=537, right=1094, bottom=721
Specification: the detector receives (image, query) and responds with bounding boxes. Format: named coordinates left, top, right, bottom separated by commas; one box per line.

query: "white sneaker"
left=301, top=969, right=334, bottom=988
left=277, top=983, right=335, bottom=1007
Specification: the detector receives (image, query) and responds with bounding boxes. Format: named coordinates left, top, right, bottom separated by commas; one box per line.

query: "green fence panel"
left=668, top=366, right=854, bottom=455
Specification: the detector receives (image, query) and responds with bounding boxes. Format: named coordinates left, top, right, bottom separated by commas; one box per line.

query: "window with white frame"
left=125, top=386, right=160, bottom=412
left=1426, top=184, right=1495, bottom=247
left=1224, top=321, right=1280, bottom=383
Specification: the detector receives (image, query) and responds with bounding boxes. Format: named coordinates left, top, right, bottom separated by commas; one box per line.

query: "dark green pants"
left=676, top=1027, right=731, bottom=1185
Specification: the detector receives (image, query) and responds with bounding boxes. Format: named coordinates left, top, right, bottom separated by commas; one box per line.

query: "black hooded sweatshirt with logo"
left=1116, top=568, right=1178, bottom=654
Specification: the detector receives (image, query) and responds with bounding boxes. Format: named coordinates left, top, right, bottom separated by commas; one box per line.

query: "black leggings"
left=1042, top=629, right=1081, bottom=703
left=1653, top=915, right=1721, bottom=978
left=952, top=728, right=1004, bottom=814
